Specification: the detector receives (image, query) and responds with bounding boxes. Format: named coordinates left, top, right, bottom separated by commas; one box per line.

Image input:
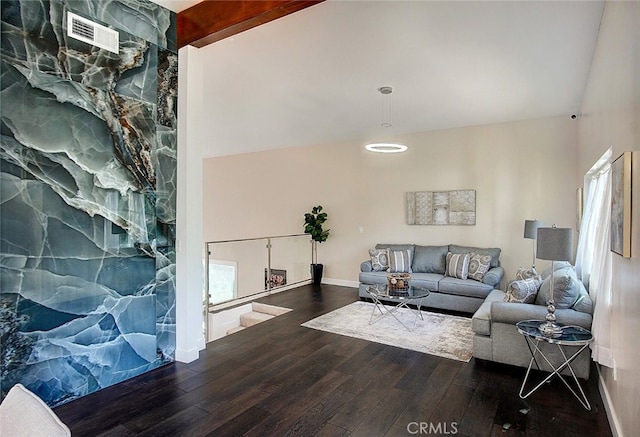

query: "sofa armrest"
left=360, top=260, right=373, bottom=272
left=483, top=266, right=504, bottom=287
left=491, top=302, right=592, bottom=329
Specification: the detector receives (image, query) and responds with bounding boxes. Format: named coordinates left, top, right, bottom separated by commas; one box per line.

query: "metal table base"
left=367, top=295, right=425, bottom=331
left=517, top=320, right=593, bottom=411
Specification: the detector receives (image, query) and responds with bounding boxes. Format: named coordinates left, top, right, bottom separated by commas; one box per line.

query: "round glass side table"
left=516, top=320, right=593, bottom=410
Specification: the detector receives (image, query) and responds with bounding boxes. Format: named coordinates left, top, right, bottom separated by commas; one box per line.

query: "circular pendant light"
left=365, top=86, right=407, bottom=153
left=365, top=143, right=408, bottom=153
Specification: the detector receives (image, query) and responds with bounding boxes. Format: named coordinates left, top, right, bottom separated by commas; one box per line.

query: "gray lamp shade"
left=536, top=227, right=573, bottom=261
left=524, top=220, right=545, bottom=239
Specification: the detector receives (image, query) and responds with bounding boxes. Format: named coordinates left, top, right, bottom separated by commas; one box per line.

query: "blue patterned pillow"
left=504, top=276, right=542, bottom=303
left=516, top=266, right=539, bottom=280
left=388, top=249, right=412, bottom=273
left=369, top=248, right=389, bottom=272
left=468, top=252, right=491, bottom=282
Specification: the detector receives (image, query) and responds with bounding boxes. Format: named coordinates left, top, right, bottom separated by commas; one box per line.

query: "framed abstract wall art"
left=406, top=190, right=476, bottom=225
left=611, top=152, right=633, bottom=257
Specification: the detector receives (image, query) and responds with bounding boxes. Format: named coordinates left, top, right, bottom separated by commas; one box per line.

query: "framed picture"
left=576, top=187, right=584, bottom=232
left=611, top=152, right=633, bottom=257
left=265, top=268, right=287, bottom=288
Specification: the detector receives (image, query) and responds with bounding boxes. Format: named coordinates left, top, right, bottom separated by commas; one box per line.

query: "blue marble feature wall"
left=0, top=0, right=177, bottom=406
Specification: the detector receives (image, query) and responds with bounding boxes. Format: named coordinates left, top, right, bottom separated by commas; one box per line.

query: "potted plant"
left=304, top=205, right=329, bottom=284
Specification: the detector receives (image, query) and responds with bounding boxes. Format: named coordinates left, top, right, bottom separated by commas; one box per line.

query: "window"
left=208, top=259, right=237, bottom=305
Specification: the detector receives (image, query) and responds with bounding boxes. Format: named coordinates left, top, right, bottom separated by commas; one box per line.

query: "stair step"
left=251, top=302, right=292, bottom=317
left=226, top=325, right=246, bottom=335
left=240, top=311, right=275, bottom=327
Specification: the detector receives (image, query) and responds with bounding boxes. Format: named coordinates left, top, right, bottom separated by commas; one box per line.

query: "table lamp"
left=524, top=219, right=544, bottom=269
left=536, top=225, right=573, bottom=337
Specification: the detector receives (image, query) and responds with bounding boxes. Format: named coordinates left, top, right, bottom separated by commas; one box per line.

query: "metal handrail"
left=204, top=233, right=312, bottom=341
left=205, top=233, right=308, bottom=245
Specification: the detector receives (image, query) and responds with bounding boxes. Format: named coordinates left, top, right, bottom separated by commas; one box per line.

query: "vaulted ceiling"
left=153, top=1, right=605, bottom=157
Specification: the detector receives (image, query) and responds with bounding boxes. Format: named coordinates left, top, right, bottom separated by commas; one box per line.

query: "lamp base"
left=539, top=321, right=563, bottom=338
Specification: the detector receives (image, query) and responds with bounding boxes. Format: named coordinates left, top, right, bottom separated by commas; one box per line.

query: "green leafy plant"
left=304, top=205, right=329, bottom=264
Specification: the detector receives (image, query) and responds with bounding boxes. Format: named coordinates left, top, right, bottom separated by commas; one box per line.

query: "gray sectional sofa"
left=359, top=243, right=504, bottom=313
left=471, top=262, right=594, bottom=378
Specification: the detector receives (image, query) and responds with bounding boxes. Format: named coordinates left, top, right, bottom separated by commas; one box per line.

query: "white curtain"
left=575, top=162, right=613, bottom=367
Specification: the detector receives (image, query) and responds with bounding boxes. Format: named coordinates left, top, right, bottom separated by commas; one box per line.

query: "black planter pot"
left=311, top=263, right=324, bottom=285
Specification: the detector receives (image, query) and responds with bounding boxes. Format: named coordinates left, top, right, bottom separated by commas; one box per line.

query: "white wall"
left=578, top=3, right=640, bottom=436
left=203, top=115, right=579, bottom=286
left=176, top=45, right=206, bottom=362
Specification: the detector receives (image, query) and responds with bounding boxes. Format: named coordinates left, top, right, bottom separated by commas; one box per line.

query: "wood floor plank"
left=330, top=348, right=415, bottom=430
left=456, top=368, right=502, bottom=436
left=394, top=359, right=462, bottom=426
left=425, top=382, right=474, bottom=429
left=201, top=406, right=271, bottom=437
left=393, top=350, right=441, bottom=393
left=246, top=371, right=352, bottom=436
left=349, top=387, right=414, bottom=437
left=279, top=388, right=355, bottom=437
left=53, top=285, right=612, bottom=437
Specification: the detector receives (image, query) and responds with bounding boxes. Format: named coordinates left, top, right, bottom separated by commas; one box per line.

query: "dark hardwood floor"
left=54, top=285, right=612, bottom=436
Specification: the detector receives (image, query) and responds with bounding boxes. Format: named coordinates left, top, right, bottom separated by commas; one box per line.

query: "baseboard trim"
left=322, top=278, right=359, bottom=288
left=175, top=338, right=205, bottom=364
left=597, top=365, right=622, bottom=437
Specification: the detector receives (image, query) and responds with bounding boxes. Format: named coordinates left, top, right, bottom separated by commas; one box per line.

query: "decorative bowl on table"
left=387, top=273, right=410, bottom=296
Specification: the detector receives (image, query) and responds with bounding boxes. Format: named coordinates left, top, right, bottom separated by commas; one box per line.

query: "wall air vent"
left=67, top=12, right=119, bottom=54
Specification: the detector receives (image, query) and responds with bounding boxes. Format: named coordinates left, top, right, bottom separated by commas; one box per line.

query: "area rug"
left=301, top=301, right=474, bottom=362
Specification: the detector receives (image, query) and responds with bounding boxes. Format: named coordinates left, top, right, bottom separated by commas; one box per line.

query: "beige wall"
left=203, top=115, right=578, bottom=285
left=578, top=2, right=640, bottom=436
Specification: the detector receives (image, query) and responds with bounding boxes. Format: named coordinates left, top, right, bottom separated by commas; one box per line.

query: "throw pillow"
left=515, top=266, right=539, bottom=281
left=541, top=261, right=573, bottom=279
left=388, top=249, right=412, bottom=273
left=448, top=245, right=501, bottom=268
left=412, top=245, right=448, bottom=274
left=571, top=282, right=594, bottom=314
left=504, top=276, right=543, bottom=304
left=369, top=248, right=390, bottom=272
left=445, top=252, right=470, bottom=280
left=468, top=252, right=492, bottom=282
left=535, top=267, right=581, bottom=309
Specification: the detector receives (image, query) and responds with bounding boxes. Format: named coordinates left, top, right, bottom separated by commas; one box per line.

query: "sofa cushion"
left=541, top=261, right=573, bottom=279
left=491, top=301, right=592, bottom=329
left=410, top=273, right=443, bottom=291
left=412, top=245, right=448, bottom=273
left=572, top=282, right=594, bottom=314
left=468, top=253, right=492, bottom=281
left=504, top=276, right=542, bottom=304
left=535, top=267, right=581, bottom=309
left=388, top=249, right=412, bottom=273
left=438, top=276, right=493, bottom=299
left=375, top=244, right=415, bottom=260
left=445, top=252, right=470, bottom=279
left=449, top=245, right=501, bottom=268
left=368, top=248, right=389, bottom=272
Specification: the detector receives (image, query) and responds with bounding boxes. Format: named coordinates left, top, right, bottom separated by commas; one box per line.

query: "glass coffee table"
left=516, top=320, right=593, bottom=410
left=364, top=284, right=430, bottom=331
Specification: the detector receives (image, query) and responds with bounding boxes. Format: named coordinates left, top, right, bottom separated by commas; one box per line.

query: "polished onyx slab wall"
left=0, top=0, right=177, bottom=407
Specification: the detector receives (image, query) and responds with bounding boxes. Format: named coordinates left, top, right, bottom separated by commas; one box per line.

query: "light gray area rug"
left=301, top=301, right=474, bottom=362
